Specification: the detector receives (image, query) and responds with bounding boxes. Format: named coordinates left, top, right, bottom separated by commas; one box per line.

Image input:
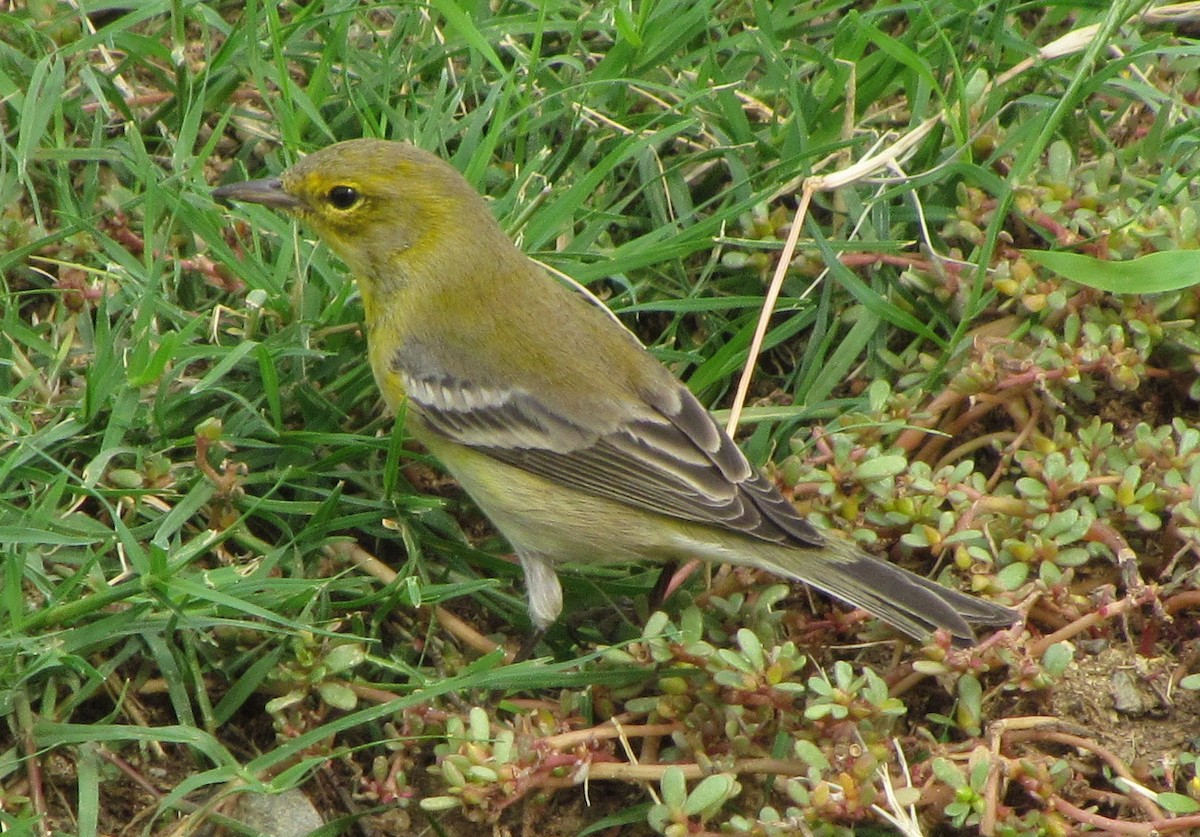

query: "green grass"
left=4, top=1, right=1200, bottom=834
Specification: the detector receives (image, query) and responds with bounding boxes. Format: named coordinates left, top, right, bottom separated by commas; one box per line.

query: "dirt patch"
left=1050, top=643, right=1200, bottom=767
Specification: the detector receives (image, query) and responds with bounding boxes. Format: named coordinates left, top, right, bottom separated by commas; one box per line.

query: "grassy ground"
left=4, top=1, right=1200, bottom=835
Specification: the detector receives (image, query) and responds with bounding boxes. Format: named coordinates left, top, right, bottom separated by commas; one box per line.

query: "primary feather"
left=398, top=355, right=825, bottom=547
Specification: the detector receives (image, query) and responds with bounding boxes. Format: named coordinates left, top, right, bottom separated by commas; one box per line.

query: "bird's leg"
left=649, top=559, right=704, bottom=610
left=514, top=627, right=545, bottom=663
left=648, top=562, right=677, bottom=610
left=515, top=551, right=562, bottom=660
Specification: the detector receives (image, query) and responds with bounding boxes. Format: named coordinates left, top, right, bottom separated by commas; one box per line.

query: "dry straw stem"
left=577, top=757, right=811, bottom=782
left=868, top=738, right=925, bottom=837
left=723, top=12, right=1141, bottom=434
left=325, top=540, right=510, bottom=658
left=1142, top=1, right=1200, bottom=25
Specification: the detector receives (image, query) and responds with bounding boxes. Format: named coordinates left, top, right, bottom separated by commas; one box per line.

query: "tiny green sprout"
left=679, top=606, right=704, bottom=644
left=1041, top=642, right=1074, bottom=678
left=418, top=795, right=460, bottom=812
left=804, top=662, right=903, bottom=723
left=649, top=768, right=742, bottom=834
left=467, top=765, right=499, bottom=783
left=933, top=753, right=991, bottom=828
left=264, top=690, right=304, bottom=715
left=444, top=715, right=465, bottom=746
left=956, top=674, right=984, bottom=737
left=793, top=739, right=830, bottom=771
left=684, top=773, right=741, bottom=818
left=736, top=628, right=765, bottom=671
left=854, top=453, right=908, bottom=483
left=660, top=766, right=688, bottom=813
left=468, top=706, right=490, bottom=742
left=440, top=757, right=467, bottom=788
left=194, top=416, right=222, bottom=441
left=316, top=681, right=357, bottom=711
left=324, top=642, right=366, bottom=675
left=996, top=561, right=1029, bottom=590
left=599, top=646, right=639, bottom=665
left=107, top=468, right=143, bottom=489
left=400, top=575, right=422, bottom=608
left=425, top=706, right=525, bottom=814
left=866, top=379, right=892, bottom=411
left=1155, top=792, right=1200, bottom=815
left=643, top=610, right=673, bottom=640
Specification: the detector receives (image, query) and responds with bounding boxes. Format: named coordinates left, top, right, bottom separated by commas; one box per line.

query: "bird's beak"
left=212, top=177, right=300, bottom=210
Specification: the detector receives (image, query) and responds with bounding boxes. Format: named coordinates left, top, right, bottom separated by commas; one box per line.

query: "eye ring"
left=327, top=185, right=360, bottom=209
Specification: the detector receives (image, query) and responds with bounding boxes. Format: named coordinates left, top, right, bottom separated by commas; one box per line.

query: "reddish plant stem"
left=1006, top=729, right=1162, bottom=821
left=1048, top=794, right=1200, bottom=835
left=1027, top=595, right=1137, bottom=657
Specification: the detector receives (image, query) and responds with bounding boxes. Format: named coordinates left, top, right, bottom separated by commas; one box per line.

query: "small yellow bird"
left=214, top=139, right=1017, bottom=648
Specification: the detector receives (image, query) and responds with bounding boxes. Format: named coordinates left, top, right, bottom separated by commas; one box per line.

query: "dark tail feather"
left=762, top=539, right=1019, bottom=646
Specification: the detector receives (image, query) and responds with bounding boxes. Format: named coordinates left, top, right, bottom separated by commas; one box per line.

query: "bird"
left=213, top=138, right=1018, bottom=650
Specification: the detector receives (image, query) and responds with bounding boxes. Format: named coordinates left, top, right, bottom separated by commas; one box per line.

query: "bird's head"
left=214, top=139, right=498, bottom=282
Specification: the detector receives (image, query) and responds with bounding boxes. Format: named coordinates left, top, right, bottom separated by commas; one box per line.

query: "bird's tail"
left=757, top=537, right=1019, bottom=646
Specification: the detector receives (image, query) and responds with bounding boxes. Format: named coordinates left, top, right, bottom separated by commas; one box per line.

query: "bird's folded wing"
left=402, top=368, right=824, bottom=548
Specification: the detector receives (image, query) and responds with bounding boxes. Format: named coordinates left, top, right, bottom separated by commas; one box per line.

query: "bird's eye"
left=327, top=185, right=360, bottom=209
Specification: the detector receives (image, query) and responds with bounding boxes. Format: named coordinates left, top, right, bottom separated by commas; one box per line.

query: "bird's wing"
left=401, top=366, right=824, bottom=548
